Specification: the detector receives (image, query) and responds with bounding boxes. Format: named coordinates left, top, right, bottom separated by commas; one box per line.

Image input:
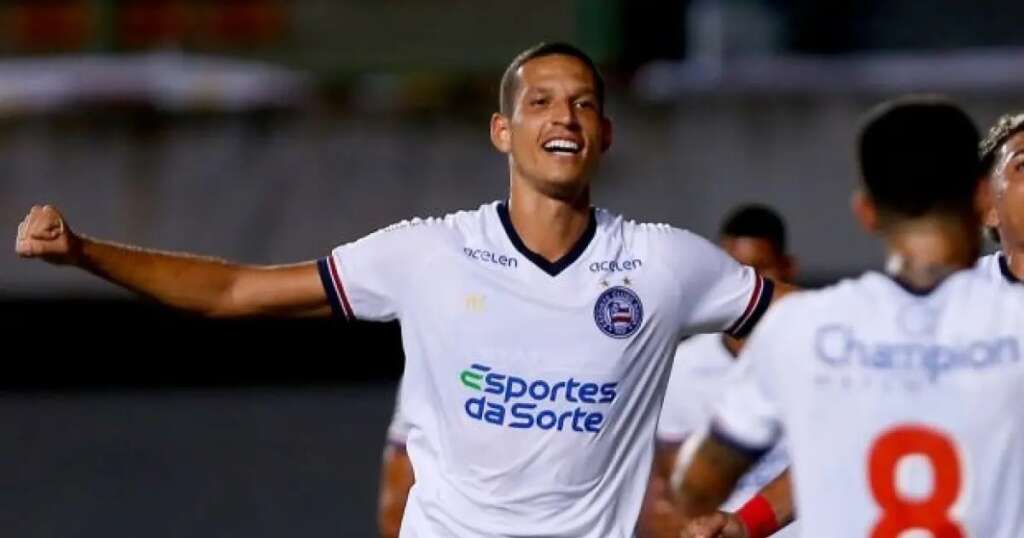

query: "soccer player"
left=677, top=96, right=1024, bottom=538
left=978, top=112, right=1024, bottom=283
left=637, top=204, right=797, bottom=538
left=15, top=42, right=791, bottom=537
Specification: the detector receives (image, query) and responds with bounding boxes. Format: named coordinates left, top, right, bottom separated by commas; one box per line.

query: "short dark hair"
left=980, top=112, right=1024, bottom=175
left=857, top=96, right=980, bottom=222
left=720, top=204, right=788, bottom=254
left=499, top=42, right=605, bottom=116
left=978, top=112, right=1024, bottom=243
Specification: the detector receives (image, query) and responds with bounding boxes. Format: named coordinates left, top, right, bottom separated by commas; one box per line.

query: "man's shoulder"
left=599, top=209, right=689, bottom=238
left=750, top=277, right=868, bottom=334
left=597, top=209, right=714, bottom=258
left=354, top=202, right=498, bottom=245
left=948, top=268, right=1024, bottom=319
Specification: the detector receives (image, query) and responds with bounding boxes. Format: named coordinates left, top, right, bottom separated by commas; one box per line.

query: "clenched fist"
left=14, top=205, right=80, bottom=265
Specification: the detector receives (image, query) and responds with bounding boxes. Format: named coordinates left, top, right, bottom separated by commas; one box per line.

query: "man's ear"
left=851, top=189, right=880, bottom=234
left=490, top=113, right=511, bottom=154
left=600, top=117, right=612, bottom=153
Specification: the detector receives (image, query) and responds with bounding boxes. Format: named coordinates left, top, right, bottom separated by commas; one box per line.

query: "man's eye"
left=575, top=100, right=595, bottom=109
left=531, top=98, right=549, bottom=106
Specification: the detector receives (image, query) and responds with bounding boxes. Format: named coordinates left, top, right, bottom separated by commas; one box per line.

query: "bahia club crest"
left=594, top=286, right=643, bottom=338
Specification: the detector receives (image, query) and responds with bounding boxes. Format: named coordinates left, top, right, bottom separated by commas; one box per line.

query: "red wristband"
left=736, top=494, right=779, bottom=538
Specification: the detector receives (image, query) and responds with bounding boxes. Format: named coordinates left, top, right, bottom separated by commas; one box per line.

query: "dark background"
left=5, top=1, right=1024, bottom=536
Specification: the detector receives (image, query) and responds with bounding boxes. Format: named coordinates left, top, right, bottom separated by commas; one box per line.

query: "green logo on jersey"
left=460, top=365, right=486, bottom=390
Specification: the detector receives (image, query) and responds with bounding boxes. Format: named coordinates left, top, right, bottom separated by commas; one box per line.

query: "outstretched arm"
left=15, top=205, right=330, bottom=318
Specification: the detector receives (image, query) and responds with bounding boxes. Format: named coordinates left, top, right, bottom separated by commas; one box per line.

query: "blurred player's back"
left=742, top=269, right=1024, bottom=537
left=694, top=97, right=1024, bottom=537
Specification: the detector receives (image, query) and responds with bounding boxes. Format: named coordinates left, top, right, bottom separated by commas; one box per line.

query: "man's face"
left=720, top=236, right=794, bottom=282
left=987, top=131, right=1024, bottom=247
left=491, top=54, right=610, bottom=200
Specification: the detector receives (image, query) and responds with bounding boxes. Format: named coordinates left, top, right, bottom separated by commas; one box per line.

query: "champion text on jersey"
left=459, top=363, right=618, bottom=433
left=594, top=286, right=644, bottom=338
left=815, top=324, right=1021, bottom=382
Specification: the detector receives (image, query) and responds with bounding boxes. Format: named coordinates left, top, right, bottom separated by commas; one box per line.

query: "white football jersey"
left=318, top=201, right=773, bottom=537
left=658, top=335, right=797, bottom=537
left=974, top=251, right=1021, bottom=285
left=713, top=270, right=1024, bottom=538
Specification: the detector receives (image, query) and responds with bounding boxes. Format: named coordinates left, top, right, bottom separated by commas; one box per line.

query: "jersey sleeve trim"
left=317, top=256, right=354, bottom=320
left=709, top=419, right=771, bottom=461
left=726, top=276, right=775, bottom=338
left=999, top=253, right=1021, bottom=283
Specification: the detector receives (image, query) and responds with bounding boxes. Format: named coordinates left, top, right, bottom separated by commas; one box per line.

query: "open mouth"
left=542, top=138, right=582, bottom=155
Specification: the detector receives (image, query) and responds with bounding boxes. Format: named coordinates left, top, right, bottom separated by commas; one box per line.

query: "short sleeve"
left=670, top=230, right=774, bottom=338
left=318, top=219, right=436, bottom=321
left=708, top=311, right=785, bottom=458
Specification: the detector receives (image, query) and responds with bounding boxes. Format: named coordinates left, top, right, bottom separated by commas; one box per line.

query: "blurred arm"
left=636, top=440, right=687, bottom=538
left=676, top=435, right=755, bottom=518
left=377, top=444, right=415, bottom=538
left=15, top=205, right=330, bottom=318
left=747, top=469, right=795, bottom=528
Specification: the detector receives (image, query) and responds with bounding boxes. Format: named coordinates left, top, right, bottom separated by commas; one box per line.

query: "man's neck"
left=883, top=219, right=978, bottom=290
left=1000, top=239, right=1024, bottom=280
left=507, top=180, right=591, bottom=263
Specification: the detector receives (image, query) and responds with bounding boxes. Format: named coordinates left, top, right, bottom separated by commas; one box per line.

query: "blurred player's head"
left=718, top=204, right=796, bottom=282
left=490, top=42, right=611, bottom=202
left=853, top=96, right=984, bottom=248
left=979, top=112, right=1024, bottom=249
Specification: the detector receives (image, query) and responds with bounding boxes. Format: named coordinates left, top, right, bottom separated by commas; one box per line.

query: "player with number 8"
left=675, top=97, right=1024, bottom=538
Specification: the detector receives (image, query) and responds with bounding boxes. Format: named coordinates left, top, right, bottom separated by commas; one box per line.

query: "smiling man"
left=16, top=42, right=790, bottom=537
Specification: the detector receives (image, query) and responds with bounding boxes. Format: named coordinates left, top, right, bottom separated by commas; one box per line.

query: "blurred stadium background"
left=3, top=1, right=1024, bottom=536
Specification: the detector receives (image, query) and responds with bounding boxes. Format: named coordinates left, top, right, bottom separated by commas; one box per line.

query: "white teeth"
left=543, top=139, right=580, bottom=152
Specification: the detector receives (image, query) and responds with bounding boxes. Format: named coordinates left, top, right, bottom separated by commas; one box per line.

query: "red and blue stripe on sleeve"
left=317, top=256, right=354, bottom=320
left=725, top=276, right=775, bottom=339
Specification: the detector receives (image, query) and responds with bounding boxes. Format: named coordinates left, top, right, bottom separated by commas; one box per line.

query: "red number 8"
left=868, top=425, right=965, bottom=538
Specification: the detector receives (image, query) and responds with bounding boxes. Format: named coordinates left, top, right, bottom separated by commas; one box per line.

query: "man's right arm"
left=15, top=205, right=330, bottom=318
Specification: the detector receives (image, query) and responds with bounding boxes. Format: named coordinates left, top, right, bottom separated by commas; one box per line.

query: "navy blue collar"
left=884, top=273, right=947, bottom=297
left=496, top=201, right=597, bottom=277
left=998, top=253, right=1021, bottom=284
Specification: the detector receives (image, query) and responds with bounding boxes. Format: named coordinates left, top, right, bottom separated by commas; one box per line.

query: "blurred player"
left=378, top=383, right=414, bottom=538
left=686, top=110, right=1024, bottom=538
left=978, top=112, right=1024, bottom=283
left=678, top=97, right=1024, bottom=538
left=637, top=204, right=797, bottom=538
left=16, top=42, right=793, bottom=537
